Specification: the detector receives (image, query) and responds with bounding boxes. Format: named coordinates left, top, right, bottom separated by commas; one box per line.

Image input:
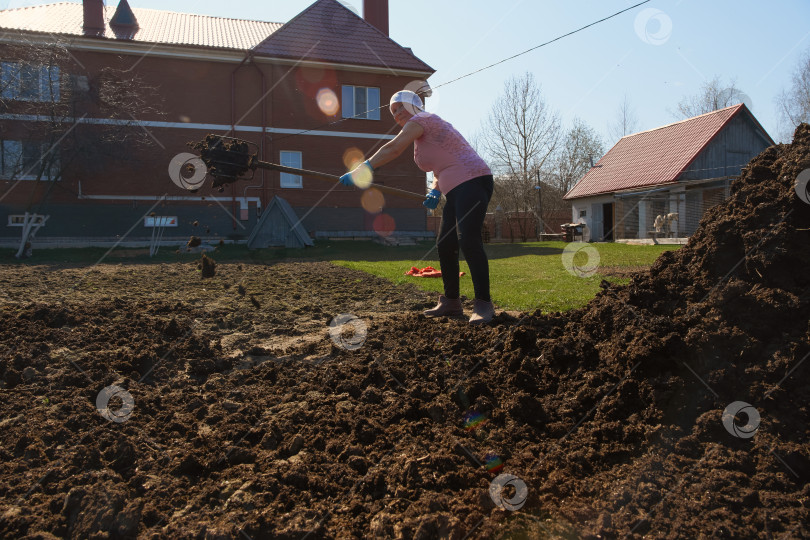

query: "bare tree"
left=674, top=76, right=747, bottom=119
left=0, top=37, right=164, bottom=256
left=480, top=73, right=560, bottom=238
left=542, top=118, right=604, bottom=227
left=776, top=49, right=810, bottom=141
left=607, top=93, right=639, bottom=143
left=547, top=118, right=604, bottom=195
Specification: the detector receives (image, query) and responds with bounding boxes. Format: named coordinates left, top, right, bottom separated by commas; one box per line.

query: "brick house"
left=564, top=104, right=773, bottom=242
left=0, top=0, right=434, bottom=248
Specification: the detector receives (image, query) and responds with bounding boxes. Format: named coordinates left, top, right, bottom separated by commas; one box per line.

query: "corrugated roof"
left=565, top=104, right=750, bottom=200
left=0, top=2, right=282, bottom=50
left=252, top=0, right=434, bottom=73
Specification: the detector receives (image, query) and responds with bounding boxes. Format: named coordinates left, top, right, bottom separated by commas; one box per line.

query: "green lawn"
left=333, top=241, right=678, bottom=312
left=2, top=241, right=678, bottom=312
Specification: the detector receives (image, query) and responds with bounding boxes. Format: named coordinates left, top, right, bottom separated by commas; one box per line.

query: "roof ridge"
left=0, top=2, right=283, bottom=26
left=620, top=103, right=744, bottom=140
left=252, top=0, right=433, bottom=73
left=124, top=6, right=283, bottom=25
left=0, top=1, right=73, bottom=13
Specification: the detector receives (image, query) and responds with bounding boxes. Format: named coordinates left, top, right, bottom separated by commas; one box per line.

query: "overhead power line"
left=432, top=0, right=652, bottom=90
left=268, top=0, right=653, bottom=145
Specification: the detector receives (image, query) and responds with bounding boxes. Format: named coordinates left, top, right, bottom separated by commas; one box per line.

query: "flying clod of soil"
left=188, top=134, right=252, bottom=189
left=200, top=253, right=216, bottom=278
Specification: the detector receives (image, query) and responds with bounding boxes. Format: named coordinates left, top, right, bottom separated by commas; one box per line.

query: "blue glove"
left=339, top=172, right=353, bottom=186
left=423, top=188, right=441, bottom=209
left=339, top=160, right=374, bottom=187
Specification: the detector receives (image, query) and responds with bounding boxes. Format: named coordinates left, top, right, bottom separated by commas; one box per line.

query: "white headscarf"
left=389, top=90, right=424, bottom=116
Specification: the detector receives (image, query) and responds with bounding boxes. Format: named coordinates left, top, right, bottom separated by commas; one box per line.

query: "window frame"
left=341, top=85, right=380, bottom=120
left=1, top=139, right=60, bottom=181
left=1, top=61, right=60, bottom=102
left=279, top=150, right=303, bottom=189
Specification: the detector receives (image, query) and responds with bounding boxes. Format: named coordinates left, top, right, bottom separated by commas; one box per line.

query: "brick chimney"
left=363, top=0, right=388, bottom=37
left=83, top=0, right=105, bottom=37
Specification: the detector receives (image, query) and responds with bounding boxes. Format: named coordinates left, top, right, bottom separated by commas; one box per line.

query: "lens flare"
left=316, top=88, right=339, bottom=116
left=360, top=188, right=385, bottom=214
left=464, top=411, right=488, bottom=431
left=342, top=147, right=364, bottom=170
left=372, top=213, right=395, bottom=237
left=350, top=165, right=373, bottom=189
left=484, top=453, right=504, bottom=473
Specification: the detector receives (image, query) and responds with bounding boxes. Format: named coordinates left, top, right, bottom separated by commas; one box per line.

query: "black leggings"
left=437, top=175, right=494, bottom=302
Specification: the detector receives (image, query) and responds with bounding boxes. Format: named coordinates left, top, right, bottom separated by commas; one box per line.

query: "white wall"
left=569, top=195, right=615, bottom=241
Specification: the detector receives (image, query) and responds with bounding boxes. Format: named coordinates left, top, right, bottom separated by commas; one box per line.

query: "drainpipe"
left=240, top=56, right=269, bottom=209
left=230, top=54, right=251, bottom=231
left=231, top=52, right=270, bottom=226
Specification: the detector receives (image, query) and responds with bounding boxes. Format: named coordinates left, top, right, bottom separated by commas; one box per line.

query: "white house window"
left=280, top=151, right=302, bottom=188
left=1, top=140, right=60, bottom=180
left=1, top=62, right=60, bottom=102
left=341, top=85, right=380, bottom=120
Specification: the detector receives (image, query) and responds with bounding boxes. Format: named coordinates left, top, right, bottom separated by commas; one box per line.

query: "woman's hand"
left=423, top=188, right=441, bottom=209
left=340, top=160, right=373, bottom=186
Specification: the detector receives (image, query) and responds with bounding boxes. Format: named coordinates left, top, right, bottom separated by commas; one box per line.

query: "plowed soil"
left=1, top=126, right=809, bottom=539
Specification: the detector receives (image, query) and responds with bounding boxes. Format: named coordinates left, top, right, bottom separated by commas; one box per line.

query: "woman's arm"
left=366, top=121, right=424, bottom=170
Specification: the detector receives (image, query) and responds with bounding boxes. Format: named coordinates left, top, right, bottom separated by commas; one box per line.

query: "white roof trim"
left=0, top=113, right=397, bottom=140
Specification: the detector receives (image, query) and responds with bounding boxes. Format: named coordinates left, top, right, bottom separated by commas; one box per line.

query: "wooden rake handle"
left=251, top=159, right=427, bottom=202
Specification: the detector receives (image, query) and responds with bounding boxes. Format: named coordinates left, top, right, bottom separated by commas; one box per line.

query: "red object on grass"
left=404, top=266, right=464, bottom=278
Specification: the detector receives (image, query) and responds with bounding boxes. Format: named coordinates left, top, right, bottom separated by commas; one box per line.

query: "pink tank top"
left=407, top=112, right=492, bottom=194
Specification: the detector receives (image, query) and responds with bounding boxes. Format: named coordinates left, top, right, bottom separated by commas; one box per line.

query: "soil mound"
left=317, top=123, right=810, bottom=538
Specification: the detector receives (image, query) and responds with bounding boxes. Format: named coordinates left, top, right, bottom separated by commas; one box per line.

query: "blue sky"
left=8, top=1, right=810, bottom=146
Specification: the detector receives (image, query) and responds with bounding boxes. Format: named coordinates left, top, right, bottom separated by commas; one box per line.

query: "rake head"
left=188, top=135, right=259, bottom=189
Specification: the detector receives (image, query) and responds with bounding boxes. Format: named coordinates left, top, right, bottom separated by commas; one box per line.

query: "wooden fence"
left=426, top=211, right=569, bottom=242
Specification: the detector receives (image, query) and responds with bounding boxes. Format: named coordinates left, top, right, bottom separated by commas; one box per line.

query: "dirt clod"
left=200, top=253, right=216, bottom=278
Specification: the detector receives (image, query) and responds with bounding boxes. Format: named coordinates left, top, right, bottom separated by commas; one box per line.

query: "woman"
left=340, top=90, right=495, bottom=324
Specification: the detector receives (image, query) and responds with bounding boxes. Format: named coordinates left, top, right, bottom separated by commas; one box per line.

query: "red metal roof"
left=565, top=104, right=749, bottom=200
left=252, top=0, right=434, bottom=73
left=0, top=2, right=282, bottom=51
